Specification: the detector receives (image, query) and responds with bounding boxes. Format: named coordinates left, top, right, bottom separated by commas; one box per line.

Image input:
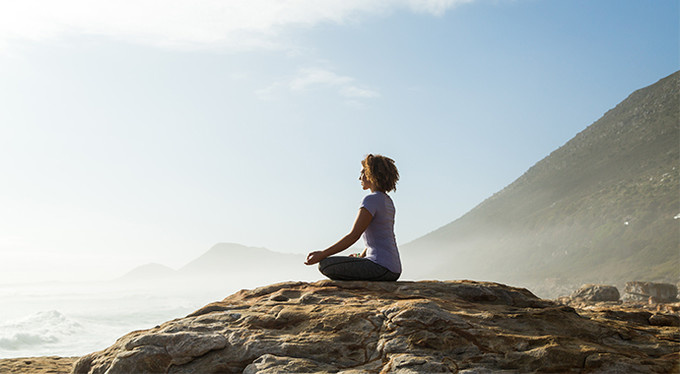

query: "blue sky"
left=0, top=0, right=677, bottom=282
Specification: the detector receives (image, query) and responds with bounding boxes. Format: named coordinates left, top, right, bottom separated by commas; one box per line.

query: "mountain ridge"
left=120, top=263, right=176, bottom=281
left=118, top=243, right=318, bottom=284
left=402, top=71, right=679, bottom=297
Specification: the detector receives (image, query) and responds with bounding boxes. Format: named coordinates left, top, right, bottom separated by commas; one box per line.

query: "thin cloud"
left=0, top=0, right=474, bottom=51
left=289, top=68, right=353, bottom=91
left=340, top=86, right=380, bottom=99
left=257, top=67, right=380, bottom=101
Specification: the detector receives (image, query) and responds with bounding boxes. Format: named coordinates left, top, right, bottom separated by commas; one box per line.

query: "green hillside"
left=402, top=71, right=679, bottom=298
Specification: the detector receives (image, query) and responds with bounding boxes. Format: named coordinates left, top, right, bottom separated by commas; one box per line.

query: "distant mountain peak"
left=119, top=263, right=176, bottom=281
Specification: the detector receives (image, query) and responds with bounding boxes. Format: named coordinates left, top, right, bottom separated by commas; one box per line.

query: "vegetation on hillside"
left=403, top=72, right=679, bottom=298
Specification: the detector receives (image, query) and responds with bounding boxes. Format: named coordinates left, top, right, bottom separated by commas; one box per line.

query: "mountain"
left=118, top=243, right=319, bottom=285
left=402, top=71, right=679, bottom=297
left=119, top=263, right=176, bottom=281
left=178, top=242, right=313, bottom=278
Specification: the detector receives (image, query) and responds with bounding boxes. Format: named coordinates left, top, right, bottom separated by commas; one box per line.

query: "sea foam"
left=0, top=280, right=234, bottom=358
left=0, top=310, right=81, bottom=355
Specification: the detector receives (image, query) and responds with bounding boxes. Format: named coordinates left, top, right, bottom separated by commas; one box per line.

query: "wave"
left=0, top=310, right=82, bottom=351
left=0, top=304, right=197, bottom=358
left=0, top=281, right=244, bottom=358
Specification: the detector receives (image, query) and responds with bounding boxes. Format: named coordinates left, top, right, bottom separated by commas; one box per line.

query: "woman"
left=305, top=154, right=401, bottom=281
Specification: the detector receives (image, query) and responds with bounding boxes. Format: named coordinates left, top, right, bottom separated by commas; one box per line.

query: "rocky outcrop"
left=569, top=284, right=620, bottom=302
left=72, top=280, right=680, bottom=374
left=624, top=281, right=679, bottom=302
left=0, top=356, right=77, bottom=374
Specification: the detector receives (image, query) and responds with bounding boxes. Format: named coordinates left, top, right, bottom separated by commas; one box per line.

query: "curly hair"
left=361, top=154, right=399, bottom=192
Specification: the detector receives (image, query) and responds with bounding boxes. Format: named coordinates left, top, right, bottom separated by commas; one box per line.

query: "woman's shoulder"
left=361, top=191, right=382, bottom=206
left=362, top=191, right=386, bottom=200
left=361, top=191, right=392, bottom=206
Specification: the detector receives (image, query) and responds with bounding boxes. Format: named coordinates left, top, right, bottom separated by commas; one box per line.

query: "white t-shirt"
left=360, top=191, right=402, bottom=274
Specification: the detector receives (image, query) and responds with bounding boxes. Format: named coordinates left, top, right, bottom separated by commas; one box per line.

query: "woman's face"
left=359, top=169, right=373, bottom=191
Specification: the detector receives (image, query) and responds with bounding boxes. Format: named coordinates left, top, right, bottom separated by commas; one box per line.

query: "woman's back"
left=361, top=191, right=401, bottom=274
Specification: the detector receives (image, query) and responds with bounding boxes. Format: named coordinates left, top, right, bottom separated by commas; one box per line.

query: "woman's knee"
left=318, top=258, right=338, bottom=275
left=318, top=257, right=362, bottom=280
left=318, top=258, right=340, bottom=279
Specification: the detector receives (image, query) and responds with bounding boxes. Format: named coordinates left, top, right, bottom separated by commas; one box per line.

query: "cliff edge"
left=73, top=280, right=679, bottom=373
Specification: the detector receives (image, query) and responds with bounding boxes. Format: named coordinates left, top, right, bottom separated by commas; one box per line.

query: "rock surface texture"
left=0, top=356, right=77, bottom=374
left=569, top=284, right=620, bottom=302
left=72, top=280, right=680, bottom=373
left=624, top=281, right=679, bottom=303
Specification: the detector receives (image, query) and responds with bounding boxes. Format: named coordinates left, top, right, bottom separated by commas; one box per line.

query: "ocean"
left=0, top=280, right=244, bottom=358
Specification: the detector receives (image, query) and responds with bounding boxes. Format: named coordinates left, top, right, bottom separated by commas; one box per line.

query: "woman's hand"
left=305, top=208, right=373, bottom=266
left=305, top=251, right=326, bottom=265
left=349, top=248, right=367, bottom=258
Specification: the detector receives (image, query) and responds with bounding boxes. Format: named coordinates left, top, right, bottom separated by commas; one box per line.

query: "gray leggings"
left=319, top=256, right=400, bottom=281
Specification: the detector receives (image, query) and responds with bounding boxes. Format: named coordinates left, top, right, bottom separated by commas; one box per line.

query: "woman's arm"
left=305, top=208, right=373, bottom=265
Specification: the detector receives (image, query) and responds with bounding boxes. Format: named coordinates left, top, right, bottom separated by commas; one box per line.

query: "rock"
left=624, top=281, right=678, bottom=302
left=570, top=284, right=620, bottom=302
left=381, top=353, right=458, bottom=373
left=599, top=309, right=653, bottom=325
left=243, top=354, right=337, bottom=373
left=72, top=280, right=680, bottom=374
left=0, top=356, right=77, bottom=374
left=649, top=313, right=680, bottom=327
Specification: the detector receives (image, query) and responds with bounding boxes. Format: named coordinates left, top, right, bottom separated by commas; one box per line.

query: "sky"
left=0, top=0, right=677, bottom=283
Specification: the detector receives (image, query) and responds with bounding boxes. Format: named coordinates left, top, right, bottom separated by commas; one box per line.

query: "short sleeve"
left=360, top=194, right=380, bottom=216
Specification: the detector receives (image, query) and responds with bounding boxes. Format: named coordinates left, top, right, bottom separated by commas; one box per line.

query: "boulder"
left=570, top=284, right=620, bottom=302
left=72, top=280, right=680, bottom=374
left=624, top=281, right=678, bottom=302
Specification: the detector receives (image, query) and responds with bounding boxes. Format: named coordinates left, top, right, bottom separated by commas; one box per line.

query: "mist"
left=0, top=240, right=461, bottom=358
left=0, top=243, right=323, bottom=358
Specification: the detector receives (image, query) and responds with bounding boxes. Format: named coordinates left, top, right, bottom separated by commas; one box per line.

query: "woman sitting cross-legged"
left=304, top=154, right=401, bottom=281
